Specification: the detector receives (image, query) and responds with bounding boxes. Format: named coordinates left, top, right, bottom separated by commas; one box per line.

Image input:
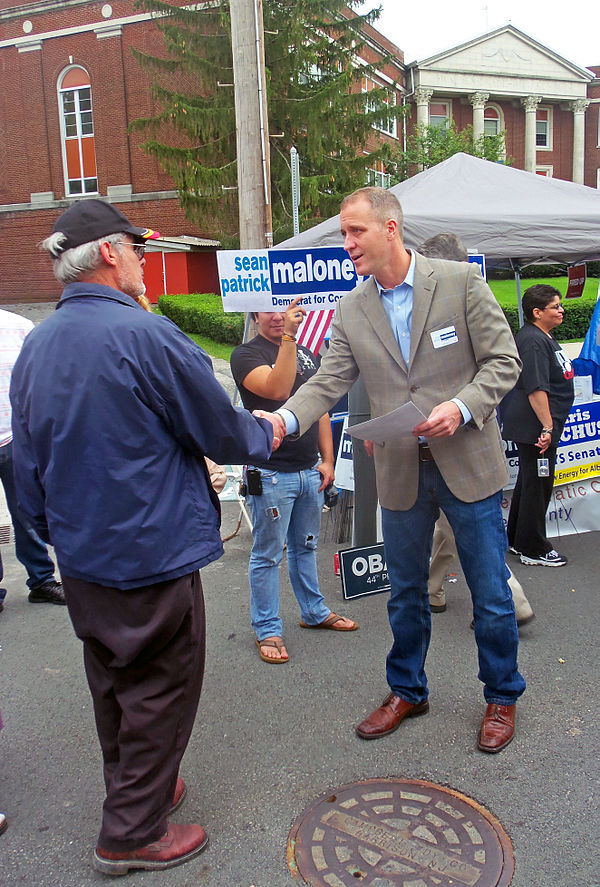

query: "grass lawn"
left=152, top=304, right=235, bottom=360
left=156, top=275, right=599, bottom=359
left=489, top=276, right=599, bottom=307
left=186, top=333, right=235, bottom=361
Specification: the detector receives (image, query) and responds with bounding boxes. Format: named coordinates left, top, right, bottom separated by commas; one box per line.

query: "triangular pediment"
left=417, top=25, right=592, bottom=83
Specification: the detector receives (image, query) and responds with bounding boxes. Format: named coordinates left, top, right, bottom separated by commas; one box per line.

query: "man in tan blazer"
left=260, top=187, right=526, bottom=753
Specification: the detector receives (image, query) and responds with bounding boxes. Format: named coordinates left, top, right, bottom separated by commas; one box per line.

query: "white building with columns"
left=405, top=25, right=596, bottom=186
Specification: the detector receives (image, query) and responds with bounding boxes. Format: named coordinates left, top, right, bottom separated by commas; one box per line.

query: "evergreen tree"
left=131, top=0, right=403, bottom=242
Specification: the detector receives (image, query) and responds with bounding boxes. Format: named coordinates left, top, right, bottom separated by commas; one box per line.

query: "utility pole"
left=230, top=0, right=273, bottom=250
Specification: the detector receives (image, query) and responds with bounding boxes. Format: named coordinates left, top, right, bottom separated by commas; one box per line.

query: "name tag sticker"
left=430, top=325, right=458, bottom=349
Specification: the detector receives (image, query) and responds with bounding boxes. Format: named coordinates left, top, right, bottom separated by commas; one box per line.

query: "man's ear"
left=99, top=240, right=119, bottom=266
left=385, top=218, right=398, bottom=239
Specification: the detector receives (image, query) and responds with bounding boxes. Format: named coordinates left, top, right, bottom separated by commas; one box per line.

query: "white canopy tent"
left=279, top=153, right=600, bottom=545
left=279, top=152, right=600, bottom=270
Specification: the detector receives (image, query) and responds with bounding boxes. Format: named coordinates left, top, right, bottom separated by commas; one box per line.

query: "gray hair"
left=418, top=233, right=468, bottom=262
left=341, top=186, right=403, bottom=236
left=42, top=232, right=125, bottom=285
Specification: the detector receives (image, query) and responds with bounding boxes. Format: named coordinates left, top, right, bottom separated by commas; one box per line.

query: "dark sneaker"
left=28, top=580, right=66, bottom=604
left=520, top=549, right=567, bottom=567
left=507, top=546, right=521, bottom=557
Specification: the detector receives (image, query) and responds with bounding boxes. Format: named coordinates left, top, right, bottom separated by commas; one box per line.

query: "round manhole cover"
left=287, top=778, right=514, bottom=887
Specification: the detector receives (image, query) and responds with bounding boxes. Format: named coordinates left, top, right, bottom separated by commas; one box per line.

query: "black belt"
left=418, top=443, right=435, bottom=463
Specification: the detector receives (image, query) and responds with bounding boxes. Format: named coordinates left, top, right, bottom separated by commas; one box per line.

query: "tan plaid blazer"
left=284, top=253, right=521, bottom=510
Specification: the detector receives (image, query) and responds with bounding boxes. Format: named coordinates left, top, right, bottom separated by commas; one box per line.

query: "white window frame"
left=366, top=163, right=391, bottom=189
left=362, top=75, right=397, bottom=139
left=535, top=106, right=553, bottom=151
left=429, top=100, right=451, bottom=130
left=483, top=103, right=506, bottom=160
left=535, top=165, right=553, bottom=177
left=58, top=65, right=98, bottom=197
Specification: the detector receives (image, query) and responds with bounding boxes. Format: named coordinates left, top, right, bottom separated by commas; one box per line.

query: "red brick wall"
left=0, top=196, right=224, bottom=303
left=0, top=3, right=239, bottom=302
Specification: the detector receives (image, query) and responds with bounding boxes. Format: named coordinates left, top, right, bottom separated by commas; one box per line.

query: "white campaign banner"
left=334, top=416, right=354, bottom=492
left=501, top=478, right=600, bottom=538
left=503, top=399, right=600, bottom=491
left=217, top=246, right=359, bottom=313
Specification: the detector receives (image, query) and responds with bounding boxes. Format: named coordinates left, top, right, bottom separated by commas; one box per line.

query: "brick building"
left=0, top=1, right=404, bottom=303
left=0, top=6, right=598, bottom=304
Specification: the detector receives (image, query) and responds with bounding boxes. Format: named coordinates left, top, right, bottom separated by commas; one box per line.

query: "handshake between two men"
left=253, top=399, right=464, bottom=453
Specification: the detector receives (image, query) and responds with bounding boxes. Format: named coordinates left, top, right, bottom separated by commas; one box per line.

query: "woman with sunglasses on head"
left=502, top=285, right=575, bottom=567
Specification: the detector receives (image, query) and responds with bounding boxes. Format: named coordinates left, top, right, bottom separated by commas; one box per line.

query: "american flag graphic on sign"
left=296, top=309, right=335, bottom=355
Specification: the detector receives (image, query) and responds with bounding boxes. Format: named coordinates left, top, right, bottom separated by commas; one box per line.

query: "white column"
left=414, top=87, right=433, bottom=130
left=570, top=98, right=590, bottom=184
left=521, top=95, right=542, bottom=173
left=470, top=92, right=489, bottom=141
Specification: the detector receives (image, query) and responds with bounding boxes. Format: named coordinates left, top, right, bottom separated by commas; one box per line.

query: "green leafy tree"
left=131, top=0, right=403, bottom=242
left=390, top=123, right=510, bottom=184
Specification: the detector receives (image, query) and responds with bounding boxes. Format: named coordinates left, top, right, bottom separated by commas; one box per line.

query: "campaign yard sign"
left=504, top=400, right=600, bottom=489
left=217, top=247, right=359, bottom=312
left=339, top=544, right=391, bottom=600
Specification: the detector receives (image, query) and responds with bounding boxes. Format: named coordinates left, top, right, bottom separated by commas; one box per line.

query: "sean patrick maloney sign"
left=216, top=247, right=360, bottom=312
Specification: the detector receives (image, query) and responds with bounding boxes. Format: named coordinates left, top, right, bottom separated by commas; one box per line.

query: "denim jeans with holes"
left=248, top=465, right=330, bottom=640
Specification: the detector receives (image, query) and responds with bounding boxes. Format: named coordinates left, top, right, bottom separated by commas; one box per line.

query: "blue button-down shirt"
left=375, top=250, right=416, bottom=366
left=279, top=252, right=471, bottom=433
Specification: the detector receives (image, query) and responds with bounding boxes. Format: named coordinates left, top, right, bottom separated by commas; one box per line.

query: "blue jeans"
left=0, top=442, right=56, bottom=592
left=381, top=461, right=526, bottom=706
left=248, top=465, right=330, bottom=639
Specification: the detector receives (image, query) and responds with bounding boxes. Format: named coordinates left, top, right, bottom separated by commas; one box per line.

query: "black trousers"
left=62, top=571, right=205, bottom=852
left=507, top=442, right=557, bottom=557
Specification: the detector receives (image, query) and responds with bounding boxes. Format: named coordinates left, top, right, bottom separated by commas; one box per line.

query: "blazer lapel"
left=409, top=256, right=437, bottom=368
left=360, top=277, right=407, bottom=372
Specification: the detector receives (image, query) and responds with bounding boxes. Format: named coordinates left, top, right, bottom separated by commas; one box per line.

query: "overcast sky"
left=357, top=1, right=599, bottom=71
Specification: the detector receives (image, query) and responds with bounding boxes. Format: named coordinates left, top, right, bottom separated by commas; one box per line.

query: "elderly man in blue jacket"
left=9, top=200, right=274, bottom=876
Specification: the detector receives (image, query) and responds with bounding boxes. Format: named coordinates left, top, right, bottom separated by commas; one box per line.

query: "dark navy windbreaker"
left=10, top=283, right=272, bottom=589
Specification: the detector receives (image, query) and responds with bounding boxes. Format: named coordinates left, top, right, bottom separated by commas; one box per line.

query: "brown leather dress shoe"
left=477, top=703, right=516, bottom=753
left=356, top=693, right=429, bottom=739
left=93, top=823, right=208, bottom=875
left=170, top=777, right=187, bottom=814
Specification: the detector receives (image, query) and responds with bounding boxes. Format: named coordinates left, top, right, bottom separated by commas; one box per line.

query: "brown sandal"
left=255, top=636, right=290, bottom=663
left=299, top=612, right=358, bottom=631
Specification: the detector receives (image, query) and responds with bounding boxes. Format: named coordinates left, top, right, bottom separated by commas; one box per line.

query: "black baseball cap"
left=51, top=199, right=160, bottom=252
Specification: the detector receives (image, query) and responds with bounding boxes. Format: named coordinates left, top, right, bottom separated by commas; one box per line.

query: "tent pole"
left=515, top=268, right=524, bottom=328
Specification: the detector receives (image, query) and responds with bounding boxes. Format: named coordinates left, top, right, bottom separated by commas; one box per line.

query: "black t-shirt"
left=230, top=334, right=321, bottom=471
left=501, top=323, right=575, bottom=446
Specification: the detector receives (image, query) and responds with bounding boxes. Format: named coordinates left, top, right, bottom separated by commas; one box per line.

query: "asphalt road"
left=0, top=304, right=598, bottom=886
left=1, top=502, right=598, bottom=887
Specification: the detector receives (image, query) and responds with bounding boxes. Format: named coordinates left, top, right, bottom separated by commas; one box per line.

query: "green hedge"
left=158, top=293, right=244, bottom=345
left=158, top=289, right=593, bottom=348
left=502, top=298, right=593, bottom=340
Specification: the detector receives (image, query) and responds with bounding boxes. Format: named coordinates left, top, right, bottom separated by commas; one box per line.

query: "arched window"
left=483, top=106, right=500, bottom=137
left=58, top=67, right=98, bottom=196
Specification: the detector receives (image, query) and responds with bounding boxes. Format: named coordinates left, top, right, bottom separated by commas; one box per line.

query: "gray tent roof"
left=279, top=153, right=600, bottom=268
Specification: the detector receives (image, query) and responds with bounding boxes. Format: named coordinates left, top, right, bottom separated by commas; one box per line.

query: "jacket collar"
left=359, top=252, right=437, bottom=372
left=58, top=282, right=142, bottom=310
